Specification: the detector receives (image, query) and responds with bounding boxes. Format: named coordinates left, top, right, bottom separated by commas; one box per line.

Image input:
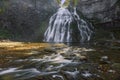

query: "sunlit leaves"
left=56, top=0, right=78, bottom=7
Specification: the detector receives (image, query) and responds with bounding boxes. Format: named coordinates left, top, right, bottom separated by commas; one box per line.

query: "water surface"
left=0, top=41, right=119, bottom=80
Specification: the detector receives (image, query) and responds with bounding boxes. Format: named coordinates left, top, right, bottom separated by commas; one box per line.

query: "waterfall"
left=44, top=0, right=93, bottom=43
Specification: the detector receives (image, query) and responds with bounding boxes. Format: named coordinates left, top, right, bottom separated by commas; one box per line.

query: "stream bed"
left=0, top=41, right=120, bottom=80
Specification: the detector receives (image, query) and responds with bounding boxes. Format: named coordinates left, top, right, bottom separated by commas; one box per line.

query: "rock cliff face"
left=77, top=0, right=120, bottom=23
left=0, top=0, right=119, bottom=41
left=0, top=0, right=57, bottom=41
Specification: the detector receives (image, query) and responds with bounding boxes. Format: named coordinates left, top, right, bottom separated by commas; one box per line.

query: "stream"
left=0, top=40, right=120, bottom=80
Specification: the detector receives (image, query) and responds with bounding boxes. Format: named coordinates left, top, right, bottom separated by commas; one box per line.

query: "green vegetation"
left=56, top=0, right=78, bottom=7
left=72, top=0, right=78, bottom=6
left=0, top=0, right=9, bottom=14
left=0, top=29, right=12, bottom=39
left=56, top=0, right=61, bottom=4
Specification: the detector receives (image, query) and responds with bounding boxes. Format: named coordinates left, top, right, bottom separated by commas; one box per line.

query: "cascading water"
left=44, top=0, right=93, bottom=43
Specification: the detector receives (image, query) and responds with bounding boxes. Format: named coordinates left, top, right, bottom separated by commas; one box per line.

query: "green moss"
left=71, top=0, right=78, bottom=6
left=0, top=0, right=10, bottom=14
left=0, top=29, right=12, bottom=39
left=0, top=8, right=3, bottom=13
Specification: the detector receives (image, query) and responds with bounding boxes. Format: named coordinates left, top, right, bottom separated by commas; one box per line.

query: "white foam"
left=81, top=71, right=92, bottom=77
left=53, top=74, right=64, bottom=80
left=0, top=68, right=17, bottom=75
left=65, top=70, right=79, bottom=78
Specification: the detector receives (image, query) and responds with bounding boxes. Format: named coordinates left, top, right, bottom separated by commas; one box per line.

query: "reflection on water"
left=0, top=41, right=120, bottom=80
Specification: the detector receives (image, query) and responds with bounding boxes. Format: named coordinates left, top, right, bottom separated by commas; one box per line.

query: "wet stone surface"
left=0, top=42, right=120, bottom=80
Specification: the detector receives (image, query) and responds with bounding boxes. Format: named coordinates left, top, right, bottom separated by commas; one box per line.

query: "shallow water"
left=0, top=41, right=120, bottom=80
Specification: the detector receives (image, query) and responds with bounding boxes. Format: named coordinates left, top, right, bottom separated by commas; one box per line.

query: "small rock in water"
left=74, top=53, right=87, bottom=61
left=27, top=51, right=39, bottom=55
left=79, top=56, right=87, bottom=61
left=53, top=43, right=67, bottom=48
left=44, top=48, right=56, bottom=53
left=101, top=56, right=108, bottom=60
left=57, top=47, right=73, bottom=54
left=100, top=56, right=110, bottom=64
left=108, top=69, right=116, bottom=73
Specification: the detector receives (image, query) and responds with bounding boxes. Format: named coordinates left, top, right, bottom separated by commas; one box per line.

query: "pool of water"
left=0, top=40, right=120, bottom=80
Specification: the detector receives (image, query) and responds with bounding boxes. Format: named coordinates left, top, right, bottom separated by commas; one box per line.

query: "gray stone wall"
left=0, top=0, right=57, bottom=41
left=77, top=0, right=120, bottom=23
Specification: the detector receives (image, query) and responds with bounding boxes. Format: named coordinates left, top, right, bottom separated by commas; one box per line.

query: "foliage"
left=0, top=29, right=12, bottom=39
left=56, top=0, right=79, bottom=7
left=0, top=0, right=9, bottom=14
left=72, top=0, right=78, bottom=6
